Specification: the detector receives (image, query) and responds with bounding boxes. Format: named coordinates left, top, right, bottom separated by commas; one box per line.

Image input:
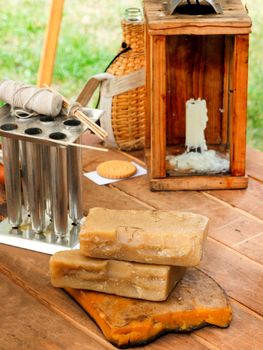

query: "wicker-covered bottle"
left=106, top=8, right=145, bottom=151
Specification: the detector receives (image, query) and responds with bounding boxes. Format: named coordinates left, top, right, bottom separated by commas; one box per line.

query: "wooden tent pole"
left=37, top=0, right=64, bottom=87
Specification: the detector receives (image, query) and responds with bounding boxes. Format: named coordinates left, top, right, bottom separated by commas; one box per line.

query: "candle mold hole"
left=49, top=132, right=67, bottom=140
left=0, top=123, right=18, bottom=131
left=40, top=116, right=55, bottom=123
left=63, top=119, right=81, bottom=127
left=25, top=128, right=42, bottom=135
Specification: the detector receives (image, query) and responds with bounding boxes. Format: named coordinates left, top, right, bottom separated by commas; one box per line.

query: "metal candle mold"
left=0, top=104, right=104, bottom=254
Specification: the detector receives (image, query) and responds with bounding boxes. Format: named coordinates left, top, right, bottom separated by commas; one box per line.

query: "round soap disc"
left=96, top=160, right=137, bottom=179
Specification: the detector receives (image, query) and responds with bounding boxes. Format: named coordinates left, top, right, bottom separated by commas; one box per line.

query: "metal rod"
left=50, top=145, right=68, bottom=237
left=19, top=141, right=30, bottom=214
left=42, top=145, right=53, bottom=219
left=2, top=137, right=22, bottom=227
left=67, top=138, right=83, bottom=224
left=26, top=141, right=46, bottom=233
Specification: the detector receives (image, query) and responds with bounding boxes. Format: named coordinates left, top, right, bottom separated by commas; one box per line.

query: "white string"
left=12, top=108, right=37, bottom=119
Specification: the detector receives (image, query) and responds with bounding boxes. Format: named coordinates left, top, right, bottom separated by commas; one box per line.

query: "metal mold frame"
left=0, top=216, right=81, bottom=254
left=0, top=104, right=104, bottom=145
left=0, top=104, right=104, bottom=254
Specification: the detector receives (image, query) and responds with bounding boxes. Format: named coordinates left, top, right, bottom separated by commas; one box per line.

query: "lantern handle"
left=163, top=0, right=223, bottom=15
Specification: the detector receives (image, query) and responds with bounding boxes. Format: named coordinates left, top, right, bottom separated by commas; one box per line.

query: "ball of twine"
left=0, top=79, right=63, bottom=117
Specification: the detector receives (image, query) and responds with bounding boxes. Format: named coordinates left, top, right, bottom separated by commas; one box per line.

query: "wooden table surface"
left=1, top=144, right=263, bottom=350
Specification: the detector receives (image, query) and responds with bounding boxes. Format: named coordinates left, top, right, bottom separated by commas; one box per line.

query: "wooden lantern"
left=144, top=0, right=252, bottom=191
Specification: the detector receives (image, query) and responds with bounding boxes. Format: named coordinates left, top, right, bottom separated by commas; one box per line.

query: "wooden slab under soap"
left=66, top=268, right=232, bottom=348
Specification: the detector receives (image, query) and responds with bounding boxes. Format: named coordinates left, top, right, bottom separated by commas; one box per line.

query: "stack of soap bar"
left=79, top=208, right=209, bottom=266
left=50, top=208, right=209, bottom=302
left=50, top=250, right=186, bottom=301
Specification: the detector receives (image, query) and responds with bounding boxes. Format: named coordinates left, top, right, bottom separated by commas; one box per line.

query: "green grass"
left=0, top=0, right=262, bottom=150
left=246, top=0, right=263, bottom=151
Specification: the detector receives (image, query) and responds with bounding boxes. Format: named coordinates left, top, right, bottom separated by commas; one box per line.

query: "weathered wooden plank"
left=113, top=171, right=260, bottom=240
left=199, top=239, right=263, bottom=315
left=111, top=177, right=263, bottom=314
left=0, top=239, right=214, bottom=350
left=150, top=175, right=248, bottom=191
left=82, top=147, right=263, bottom=248
left=222, top=36, right=233, bottom=146
left=230, top=34, right=249, bottom=176
left=166, top=35, right=224, bottom=146
left=0, top=252, right=209, bottom=350
left=150, top=35, right=166, bottom=178
left=81, top=176, right=145, bottom=214
left=1, top=144, right=263, bottom=349
left=197, top=300, right=263, bottom=350
left=0, top=273, right=110, bottom=350
left=145, top=27, right=151, bottom=149
left=207, top=177, right=263, bottom=221
left=144, top=0, right=252, bottom=35
left=232, top=233, right=263, bottom=265
left=247, top=147, right=263, bottom=182
left=0, top=245, right=104, bottom=338
left=207, top=206, right=263, bottom=246
left=1, top=241, right=262, bottom=350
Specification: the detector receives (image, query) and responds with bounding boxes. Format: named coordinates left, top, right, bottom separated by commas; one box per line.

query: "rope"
left=0, top=80, right=63, bottom=117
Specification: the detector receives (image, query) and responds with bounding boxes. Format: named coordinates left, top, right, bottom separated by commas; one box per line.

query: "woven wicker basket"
left=106, top=19, right=145, bottom=151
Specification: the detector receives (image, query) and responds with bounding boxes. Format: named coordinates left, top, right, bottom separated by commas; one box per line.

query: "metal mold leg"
left=26, top=142, right=45, bottom=233
left=67, top=141, right=83, bottom=224
left=2, top=137, right=22, bottom=227
left=50, top=145, right=68, bottom=237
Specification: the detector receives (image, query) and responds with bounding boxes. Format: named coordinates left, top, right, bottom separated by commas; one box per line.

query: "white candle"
left=185, top=98, right=208, bottom=153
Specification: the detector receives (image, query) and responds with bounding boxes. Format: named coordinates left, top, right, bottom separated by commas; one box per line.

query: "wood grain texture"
left=145, top=0, right=250, bottom=190
left=0, top=273, right=109, bottom=350
left=230, top=34, right=249, bottom=176
left=197, top=300, right=263, bottom=350
left=232, top=233, right=263, bottom=265
left=0, top=246, right=214, bottom=350
left=150, top=35, right=166, bottom=178
left=200, top=239, right=263, bottom=315
left=247, top=147, right=263, bottom=182
left=37, top=0, right=64, bottom=87
left=150, top=175, right=248, bottom=191
left=207, top=206, right=263, bottom=246
left=207, top=178, right=263, bottom=221
left=166, top=35, right=224, bottom=146
left=144, top=0, right=252, bottom=35
left=222, top=36, right=233, bottom=146
left=1, top=145, right=263, bottom=350
left=145, top=27, right=151, bottom=149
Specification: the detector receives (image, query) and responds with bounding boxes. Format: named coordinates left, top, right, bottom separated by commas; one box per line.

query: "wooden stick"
left=44, top=84, right=107, bottom=140
left=37, top=0, right=64, bottom=87
left=55, top=86, right=107, bottom=139
left=51, top=140, right=108, bottom=152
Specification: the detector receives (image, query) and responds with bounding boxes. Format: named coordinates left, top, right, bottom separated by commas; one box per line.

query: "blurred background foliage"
left=0, top=0, right=262, bottom=150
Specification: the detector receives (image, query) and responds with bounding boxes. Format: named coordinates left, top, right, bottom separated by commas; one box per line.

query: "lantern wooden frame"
left=144, top=0, right=252, bottom=191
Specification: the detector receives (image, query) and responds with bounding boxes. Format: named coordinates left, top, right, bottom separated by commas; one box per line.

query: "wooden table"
left=1, top=144, right=263, bottom=350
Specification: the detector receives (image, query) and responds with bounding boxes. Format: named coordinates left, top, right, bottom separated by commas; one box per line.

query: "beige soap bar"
left=50, top=250, right=186, bottom=301
left=80, top=208, right=209, bottom=266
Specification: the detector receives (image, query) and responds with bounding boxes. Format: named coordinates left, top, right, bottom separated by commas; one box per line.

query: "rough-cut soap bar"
left=67, top=268, right=232, bottom=348
left=50, top=250, right=186, bottom=301
left=80, top=208, right=209, bottom=266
